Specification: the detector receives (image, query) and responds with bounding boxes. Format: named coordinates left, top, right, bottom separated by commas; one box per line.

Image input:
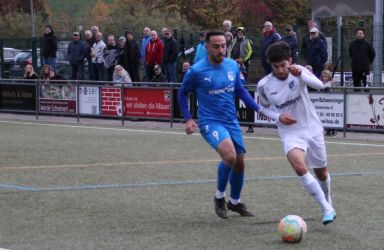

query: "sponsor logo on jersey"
left=203, top=76, right=212, bottom=83
left=227, top=71, right=235, bottom=81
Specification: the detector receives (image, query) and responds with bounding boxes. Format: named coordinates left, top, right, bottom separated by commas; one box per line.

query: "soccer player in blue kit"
left=178, top=31, right=264, bottom=219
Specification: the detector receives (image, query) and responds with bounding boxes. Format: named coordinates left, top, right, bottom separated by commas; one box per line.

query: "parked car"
left=9, top=41, right=73, bottom=79
left=1, top=47, right=21, bottom=78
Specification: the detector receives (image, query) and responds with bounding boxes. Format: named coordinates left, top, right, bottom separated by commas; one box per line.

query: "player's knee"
left=222, top=152, right=237, bottom=166
left=294, top=165, right=308, bottom=176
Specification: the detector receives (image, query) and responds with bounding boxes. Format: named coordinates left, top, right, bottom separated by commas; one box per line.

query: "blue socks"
left=217, top=161, right=232, bottom=193
left=229, top=169, right=244, bottom=200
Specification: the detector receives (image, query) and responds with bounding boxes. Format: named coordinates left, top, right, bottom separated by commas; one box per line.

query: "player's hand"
left=185, top=119, right=198, bottom=134
left=289, top=65, right=302, bottom=77
left=279, top=113, right=297, bottom=125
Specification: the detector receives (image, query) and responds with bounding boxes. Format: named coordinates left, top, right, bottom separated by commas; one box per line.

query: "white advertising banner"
left=79, top=86, right=100, bottom=115
left=309, top=93, right=344, bottom=128
left=346, top=94, right=384, bottom=129
left=253, top=92, right=345, bottom=128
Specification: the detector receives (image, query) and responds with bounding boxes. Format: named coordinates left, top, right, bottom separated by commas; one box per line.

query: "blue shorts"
left=200, top=123, right=246, bottom=154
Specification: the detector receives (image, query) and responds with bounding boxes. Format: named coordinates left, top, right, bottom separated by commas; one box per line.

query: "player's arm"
left=234, top=83, right=260, bottom=112
left=290, top=65, right=323, bottom=90
left=257, top=85, right=296, bottom=125
left=178, top=69, right=198, bottom=134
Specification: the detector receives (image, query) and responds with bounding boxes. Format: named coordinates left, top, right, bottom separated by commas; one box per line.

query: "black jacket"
left=163, top=37, right=179, bottom=64
left=42, top=32, right=58, bottom=58
left=349, top=38, right=375, bottom=71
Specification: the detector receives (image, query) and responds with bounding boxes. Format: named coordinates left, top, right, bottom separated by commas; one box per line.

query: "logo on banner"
left=164, top=90, right=171, bottom=102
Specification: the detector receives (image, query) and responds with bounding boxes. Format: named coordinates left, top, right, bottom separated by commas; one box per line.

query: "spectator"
left=103, top=35, right=118, bottom=81
left=179, top=61, right=190, bottom=82
left=24, top=64, right=39, bottom=79
left=281, top=25, right=298, bottom=64
left=113, top=64, right=132, bottom=84
left=151, top=64, right=167, bottom=83
left=193, top=32, right=207, bottom=64
left=49, top=68, right=65, bottom=80
left=141, top=27, right=152, bottom=77
left=348, top=28, right=375, bottom=89
left=223, top=19, right=236, bottom=36
left=162, top=28, right=179, bottom=82
left=320, top=70, right=337, bottom=137
left=83, top=30, right=94, bottom=79
left=42, top=25, right=58, bottom=70
left=90, top=26, right=99, bottom=39
left=306, top=27, right=327, bottom=78
left=67, top=31, right=85, bottom=80
left=40, top=64, right=53, bottom=82
left=301, top=20, right=327, bottom=61
left=124, top=32, right=141, bottom=82
left=224, top=31, right=234, bottom=55
left=144, top=30, right=164, bottom=81
left=227, top=26, right=253, bottom=79
left=90, top=31, right=106, bottom=81
left=260, top=21, right=280, bottom=75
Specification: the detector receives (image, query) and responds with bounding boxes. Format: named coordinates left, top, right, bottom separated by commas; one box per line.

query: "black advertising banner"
left=0, top=84, right=36, bottom=110
left=236, top=90, right=255, bottom=123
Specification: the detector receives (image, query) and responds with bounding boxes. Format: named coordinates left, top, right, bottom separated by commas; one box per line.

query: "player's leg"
left=314, top=167, right=332, bottom=205
left=287, top=148, right=333, bottom=224
left=200, top=124, right=235, bottom=218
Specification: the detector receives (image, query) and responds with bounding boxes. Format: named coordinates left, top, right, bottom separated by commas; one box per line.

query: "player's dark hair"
left=266, top=41, right=291, bottom=63
left=205, top=30, right=225, bottom=42
left=355, top=28, right=365, bottom=34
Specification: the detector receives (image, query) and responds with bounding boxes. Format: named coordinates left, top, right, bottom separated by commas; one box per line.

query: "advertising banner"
left=309, top=93, right=344, bottom=128
left=79, top=86, right=100, bottom=115
left=346, top=94, right=384, bottom=129
left=0, top=84, right=36, bottom=110
left=39, top=84, right=76, bottom=113
left=101, top=87, right=122, bottom=116
left=124, top=88, right=171, bottom=118
left=236, top=90, right=255, bottom=123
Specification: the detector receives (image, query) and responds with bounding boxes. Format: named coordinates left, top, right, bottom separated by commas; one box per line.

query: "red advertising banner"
left=40, top=99, right=76, bottom=113
left=124, top=88, right=171, bottom=118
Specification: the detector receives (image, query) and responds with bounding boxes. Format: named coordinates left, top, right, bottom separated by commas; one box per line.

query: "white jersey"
left=257, top=65, right=324, bottom=138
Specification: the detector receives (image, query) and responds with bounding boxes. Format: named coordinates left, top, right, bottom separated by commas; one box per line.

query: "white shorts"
left=282, top=132, right=327, bottom=168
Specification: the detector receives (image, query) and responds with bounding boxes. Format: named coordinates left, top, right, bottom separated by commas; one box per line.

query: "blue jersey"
left=180, top=57, right=245, bottom=126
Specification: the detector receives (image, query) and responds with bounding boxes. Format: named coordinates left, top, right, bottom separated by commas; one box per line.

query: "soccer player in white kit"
left=257, top=41, right=336, bottom=225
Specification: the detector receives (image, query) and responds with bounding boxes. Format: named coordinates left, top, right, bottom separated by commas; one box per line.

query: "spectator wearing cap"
left=193, top=32, right=207, bottom=64
left=67, top=31, right=85, bottom=80
left=281, top=24, right=298, bottom=64
left=227, top=26, right=253, bottom=79
left=306, top=27, right=328, bottom=78
left=42, top=25, right=58, bottom=70
left=260, top=21, right=281, bottom=75
left=301, top=20, right=327, bottom=61
left=162, top=28, right=179, bottom=82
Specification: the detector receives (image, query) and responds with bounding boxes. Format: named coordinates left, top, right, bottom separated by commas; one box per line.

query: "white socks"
left=299, top=172, right=332, bottom=212
left=318, top=173, right=332, bottom=205
left=215, top=190, right=225, bottom=199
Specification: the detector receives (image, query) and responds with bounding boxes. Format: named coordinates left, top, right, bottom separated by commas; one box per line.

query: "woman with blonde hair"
left=113, top=64, right=132, bottom=84
left=24, top=64, right=39, bottom=79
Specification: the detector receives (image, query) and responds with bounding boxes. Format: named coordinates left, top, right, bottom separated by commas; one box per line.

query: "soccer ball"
left=278, top=215, right=307, bottom=243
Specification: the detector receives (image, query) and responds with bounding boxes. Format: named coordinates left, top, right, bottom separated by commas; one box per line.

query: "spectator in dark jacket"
left=103, top=35, right=118, bottom=81
left=24, top=64, right=39, bottom=79
left=67, top=32, right=85, bottom=80
left=151, top=64, right=167, bottom=83
left=125, top=32, right=141, bottom=82
left=162, top=28, right=179, bottom=82
left=281, top=25, right=298, bottom=64
left=42, top=25, right=58, bottom=70
left=348, top=28, right=375, bottom=88
left=260, top=21, right=280, bottom=75
left=306, top=27, right=328, bottom=78
left=301, top=20, right=327, bottom=61
left=83, top=30, right=94, bottom=80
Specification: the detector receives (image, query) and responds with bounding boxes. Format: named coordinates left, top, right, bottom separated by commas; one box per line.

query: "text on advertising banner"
left=124, top=88, right=171, bottom=118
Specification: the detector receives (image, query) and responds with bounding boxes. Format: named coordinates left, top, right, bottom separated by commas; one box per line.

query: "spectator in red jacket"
left=144, top=30, right=164, bottom=81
